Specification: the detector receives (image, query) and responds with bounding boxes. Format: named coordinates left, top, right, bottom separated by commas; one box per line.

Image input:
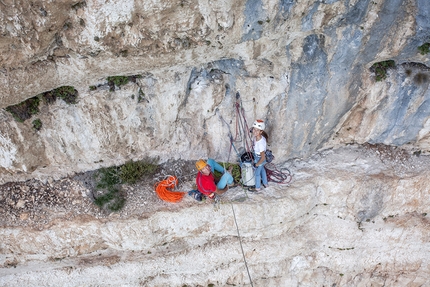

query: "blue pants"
left=254, top=155, right=268, bottom=189
left=207, top=158, right=234, bottom=189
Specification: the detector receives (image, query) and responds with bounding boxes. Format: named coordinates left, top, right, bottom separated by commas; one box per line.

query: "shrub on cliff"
left=370, top=60, right=396, bottom=81
left=92, top=159, right=159, bottom=212
left=418, top=43, right=430, bottom=55
left=106, top=74, right=142, bottom=91
left=5, top=86, right=78, bottom=122
left=5, top=97, right=40, bottom=122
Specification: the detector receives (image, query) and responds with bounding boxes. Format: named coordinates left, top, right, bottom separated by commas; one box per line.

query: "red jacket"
left=196, top=172, right=216, bottom=196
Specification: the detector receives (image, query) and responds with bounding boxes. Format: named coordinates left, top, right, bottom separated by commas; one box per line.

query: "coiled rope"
left=154, top=175, right=185, bottom=203
left=265, top=163, right=292, bottom=184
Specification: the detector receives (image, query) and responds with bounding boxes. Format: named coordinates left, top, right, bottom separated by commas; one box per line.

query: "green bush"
left=53, top=86, right=78, bottom=104
left=6, top=97, right=40, bottom=122
left=418, top=43, right=430, bottom=55
left=92, top=158, right=159, bottom=212
left=93, top=168, right=125, bottom=212
left=93, top=186, right=126, bottom=211
left=6, top=86, right=78, bottom=122
left=107, top=76, right=129, bottom=87
left=94, top=186, right=118, bottom=207
left=106, top=75, right=143, bottom=91
left=120, top=160, right=158, bottom=184
left=40, top=86, right=78, bottom=105
left=370, top=60, right=396, bottom=81
left=95, top=166, right=121, bottom=189
left=32, top=119, right=42, bottom=131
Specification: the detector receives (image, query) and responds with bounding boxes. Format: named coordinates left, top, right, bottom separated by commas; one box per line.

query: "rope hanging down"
left=154, top=176, right=186, bottom=203
left=231, top=203, right=254, bottom=287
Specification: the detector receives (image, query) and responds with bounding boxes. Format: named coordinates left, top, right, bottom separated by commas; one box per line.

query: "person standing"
left=248, top=119, right=269, bottom=192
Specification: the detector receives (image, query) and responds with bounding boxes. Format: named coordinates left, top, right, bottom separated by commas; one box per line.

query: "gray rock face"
left=0, top=0, right=429, bottom=181
left=1, top=1, right=430, bottom=286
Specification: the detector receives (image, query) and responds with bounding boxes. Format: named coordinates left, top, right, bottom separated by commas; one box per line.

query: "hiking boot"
left=248, top=187, right=261, bottom=192
left=188, top=190, right=203, bottom=201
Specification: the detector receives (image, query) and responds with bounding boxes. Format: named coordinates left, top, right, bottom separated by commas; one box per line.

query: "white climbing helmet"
left=252, top=119, right=265, bottom=131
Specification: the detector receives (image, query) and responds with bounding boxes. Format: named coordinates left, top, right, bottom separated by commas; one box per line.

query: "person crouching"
left=195, top=159, right=234, bottom=199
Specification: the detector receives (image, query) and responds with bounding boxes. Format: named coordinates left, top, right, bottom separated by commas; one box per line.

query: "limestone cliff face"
left=1, top=2, right=430, bottom=286
left=0, top=1, right=430, bottom=181
left=0, top=147, right=429, bottom=286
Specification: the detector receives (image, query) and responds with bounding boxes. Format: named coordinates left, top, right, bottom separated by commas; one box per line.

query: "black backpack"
left=265, top=149, right=274, bottom=163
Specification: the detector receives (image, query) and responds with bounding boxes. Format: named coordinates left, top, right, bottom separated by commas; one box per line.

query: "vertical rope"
left=217, top=94, right=253, bottom=286
left=231, top=203, right=254, bottom=287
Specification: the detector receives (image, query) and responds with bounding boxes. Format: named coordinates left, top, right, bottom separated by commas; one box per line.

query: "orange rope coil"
left=154, top=175, right=186, bottom=203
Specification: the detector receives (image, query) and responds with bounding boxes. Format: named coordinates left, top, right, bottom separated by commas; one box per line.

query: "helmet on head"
left=252, top=119, right=265, bottom=131
left=195, top=159, right=208, bottom=171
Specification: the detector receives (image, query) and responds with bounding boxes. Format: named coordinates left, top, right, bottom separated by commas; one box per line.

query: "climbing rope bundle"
left=154, top=175, right=186, bottom=203
left=265, top=163, right=292, bottom=184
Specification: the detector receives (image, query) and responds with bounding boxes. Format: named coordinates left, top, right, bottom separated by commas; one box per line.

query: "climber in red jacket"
left=195, top=159, right=234, bottom=199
